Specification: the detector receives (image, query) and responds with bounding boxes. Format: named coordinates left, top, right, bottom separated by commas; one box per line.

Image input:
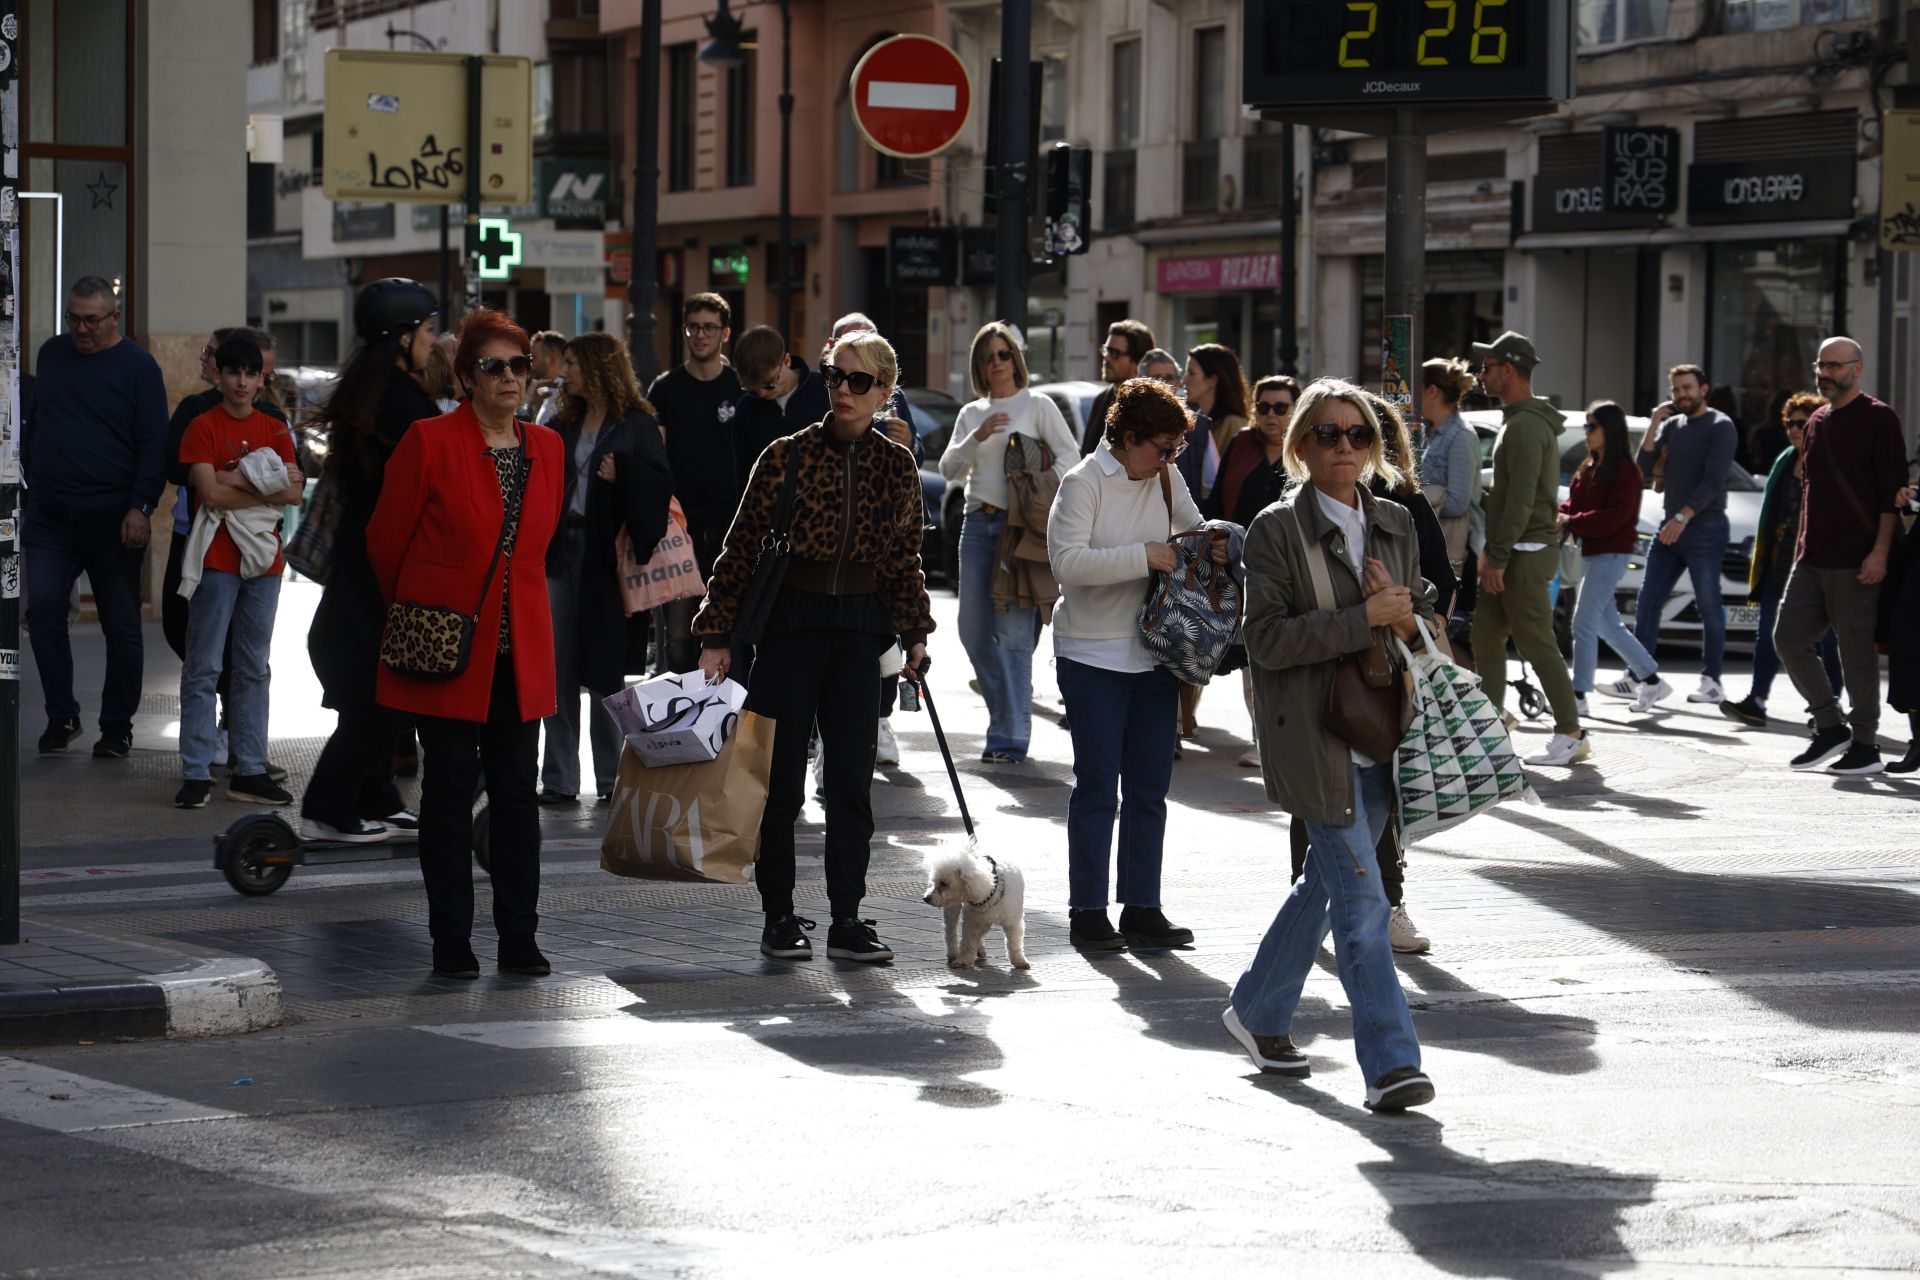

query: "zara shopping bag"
left=600, top=710, right=775, bottom=885
left=602, top=671, right=747, bottom=767
left=1393, top=617, right=1537, bottom=840
left=616, top=497, right=705, bottom=616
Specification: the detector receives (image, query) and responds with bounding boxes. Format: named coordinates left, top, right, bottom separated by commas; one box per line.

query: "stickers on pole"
left=1, top=553, right=16, bottom=599
left=0, top=648, right=17, bottom=681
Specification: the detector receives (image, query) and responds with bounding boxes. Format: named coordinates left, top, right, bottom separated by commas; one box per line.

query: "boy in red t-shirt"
left=174, top=335, right=304, bottom=809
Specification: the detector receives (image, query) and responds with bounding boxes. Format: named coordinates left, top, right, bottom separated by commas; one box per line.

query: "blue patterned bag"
left=1136, top=474, right=1243, bottom=684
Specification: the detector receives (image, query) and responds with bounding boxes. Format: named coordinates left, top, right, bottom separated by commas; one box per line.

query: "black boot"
left=1119, top=905, right=1195, bottom=949
left=498, top=936, right=551, bottom=976
left=432, top=941, right=480, bottom=979
left=1889, top=741, right=1920, bottom=775
left=1069, top=908, right=1127, bottom=951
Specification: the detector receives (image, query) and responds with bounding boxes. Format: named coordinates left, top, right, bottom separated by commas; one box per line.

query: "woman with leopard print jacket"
left=694, top=329, right=933, bottom=965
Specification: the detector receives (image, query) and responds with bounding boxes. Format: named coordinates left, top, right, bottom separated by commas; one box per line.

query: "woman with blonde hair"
left=1227, top=377, right=1437, bottom=1109
left=538, top=331, right=673, bottom=805
left=939, top=321, right=1079, bottom=763
left=696, top=328, right=933, bottom=963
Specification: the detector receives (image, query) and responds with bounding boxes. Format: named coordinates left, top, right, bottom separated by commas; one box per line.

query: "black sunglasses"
left=476, top=355, right=533, bottom=379
left=1254, top=400, right=1294, bottom=417
left=985, top=348, right=1016, bottom=365
left=822, top=366, right=882, bottom=395
left=1787, top=416, right=1811, bottom=428
left=1310, top=423, right=1376, bottom=450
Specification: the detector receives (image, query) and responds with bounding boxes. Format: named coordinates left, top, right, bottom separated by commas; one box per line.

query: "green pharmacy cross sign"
left=476, top=217, right=523, bottom=280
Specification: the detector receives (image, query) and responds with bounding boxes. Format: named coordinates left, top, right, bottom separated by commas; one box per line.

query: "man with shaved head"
left=1776, top=335, right=1908, bottom=776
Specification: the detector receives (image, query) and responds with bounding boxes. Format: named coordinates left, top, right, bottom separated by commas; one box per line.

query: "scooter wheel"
left=221, top=815, right=297, bottom=896
left=471, top=801, right=492, bottom=876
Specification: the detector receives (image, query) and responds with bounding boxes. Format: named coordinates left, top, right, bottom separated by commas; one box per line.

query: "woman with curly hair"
left=538, top=332, right=674, bottom=805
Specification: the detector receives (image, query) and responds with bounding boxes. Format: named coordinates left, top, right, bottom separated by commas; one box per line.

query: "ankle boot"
left=1118, top=905, right=1195, bottom=949
left=1069, top=908, right=1127, bottom=951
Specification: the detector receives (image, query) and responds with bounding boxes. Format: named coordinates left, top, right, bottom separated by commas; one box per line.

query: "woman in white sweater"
left=1048, top=377, right=1214, bottom=952
left=938, top=322, right=1079, bottom=763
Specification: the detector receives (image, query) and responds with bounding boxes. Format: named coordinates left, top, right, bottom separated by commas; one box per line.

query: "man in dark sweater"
left=1630, top=363, right=1738, bottom=707
left=730, top=325, right=829, bottom=493
left=1776, top=336, right=1909, bottom=776
left=21, top=276, right=169, bottom=758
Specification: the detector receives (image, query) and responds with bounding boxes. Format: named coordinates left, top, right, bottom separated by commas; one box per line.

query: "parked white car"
left=1462, top=408, right=1765, bottom=650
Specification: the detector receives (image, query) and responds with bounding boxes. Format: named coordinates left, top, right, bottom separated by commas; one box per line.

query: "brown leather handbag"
left=1286, top=505, right=1404, bottom=762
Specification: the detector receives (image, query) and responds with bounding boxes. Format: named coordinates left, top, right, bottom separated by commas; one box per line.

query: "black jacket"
left=1084, top=384, right=1117, bottom=456
left=731, top=357, right=830, bottom=495
left=307, top=374, right=441, bottom=712
left=1374, top=476, right=1460, bottom=619
left=548, top=406, right=673, bottom=691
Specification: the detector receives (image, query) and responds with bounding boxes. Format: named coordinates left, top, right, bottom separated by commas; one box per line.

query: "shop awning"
left=1514, top=219, right=1854, bottom=251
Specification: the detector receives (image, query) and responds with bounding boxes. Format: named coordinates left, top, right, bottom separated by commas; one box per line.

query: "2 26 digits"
left=1337, top=0, right=1512, bottom=69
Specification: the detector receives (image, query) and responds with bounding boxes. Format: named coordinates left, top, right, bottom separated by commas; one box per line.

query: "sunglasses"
left=1254, top=400, right=1294, bottom=417
left=1101, top=343, right=1133, bottom=359
left=1310, top=423, right=1376, bottom=450
left=822, top=366, right=883, bottom=395
left=1787, top=417, right=1811, bottom=428
left=476, top=355, right=533, bottom=379
left=985, top=348, right=1016, bottom=365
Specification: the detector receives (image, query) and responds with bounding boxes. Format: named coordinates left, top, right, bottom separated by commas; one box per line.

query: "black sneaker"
left=265, top=760, right=289, bottom=784
left=1069, top=908, right=1127, bottom=951
left=228, top=772, right=294, bottom=804
left=979, top=751, right=1020, bottom=765
left=38, top=717, right=82, bottom=753
left=380, top=809, right=421, bottom=833
left=1789, top=725, right=1852, bottom=771
left=173, top=779, right=213, bottom=809
left=1118, top=905, right=1195, bottom=949
left=1827, top=742, right=1884, bottom=776
left=498, top=937, right=552, bottom=976
left=760, top=914, right=816, bottom=959
left=1888, top=742, right=1920, bottom=775
left=1221, top=1006, right=1310, bottom=1077
left=538, top=789, right=578, bottom=806
left=1365, top=1065, right=1436, bottom=1111
left=432, top=942, right=481, bottom=979
left=92, top=729, right=133, bottom=759
left=825, top=917, right=894, bottom=963
left=1718, top=695, right=1767, bottom=727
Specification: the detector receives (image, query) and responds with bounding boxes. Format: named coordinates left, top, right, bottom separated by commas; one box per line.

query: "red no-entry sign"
left=850, top=34, right=972, bottom=160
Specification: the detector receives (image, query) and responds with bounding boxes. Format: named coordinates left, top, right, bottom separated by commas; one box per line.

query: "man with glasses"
left=525, top=329, right=567, bottom=425
left=730, top=325, right=829, bottom=497
left=1083, top=319, right=1155, bottom=455
left=1775, top=336, right=1908, bottom=776
left=1469, top=331, right=1590, bottom=767
left=21, top=275, right=169, bottom=759
left=1140, top=346, right=1215, bottom=505
left=1622, top=363, right=1737, bottom=709
left=646, top=292, right=742, bottom=675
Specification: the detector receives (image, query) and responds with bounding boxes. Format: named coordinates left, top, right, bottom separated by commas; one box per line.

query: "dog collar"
left=967, top=855, right=1006, bottom=910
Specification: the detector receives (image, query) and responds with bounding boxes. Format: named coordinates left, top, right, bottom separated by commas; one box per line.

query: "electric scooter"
left=213, top=796, right=493, bottom=897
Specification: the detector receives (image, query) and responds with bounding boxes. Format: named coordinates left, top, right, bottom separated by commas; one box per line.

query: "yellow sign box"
left=321, top=49, right=533, bottom=205
left=1881, top=109, right=1920, bottom=251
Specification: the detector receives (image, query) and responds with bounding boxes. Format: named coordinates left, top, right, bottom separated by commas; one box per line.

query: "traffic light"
left=1043, top=144, right=1091, bottom=256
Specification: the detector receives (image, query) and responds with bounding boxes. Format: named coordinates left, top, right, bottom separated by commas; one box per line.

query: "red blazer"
left=365, top=402, right=564, bottom=723
left=1561, top=455, right=1645, bottom=557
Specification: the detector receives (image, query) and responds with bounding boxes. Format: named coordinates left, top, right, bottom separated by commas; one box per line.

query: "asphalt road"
left=4, top=583, right=1918, bottom=1277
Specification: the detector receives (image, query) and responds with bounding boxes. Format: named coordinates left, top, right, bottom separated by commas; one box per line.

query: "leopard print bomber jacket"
left=692, top=421, right=935, bottom=647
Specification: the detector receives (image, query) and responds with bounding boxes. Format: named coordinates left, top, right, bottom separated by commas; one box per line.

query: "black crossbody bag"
left=732, top=438, right=803, bottom=646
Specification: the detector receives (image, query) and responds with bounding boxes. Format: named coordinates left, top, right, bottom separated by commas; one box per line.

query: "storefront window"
left=1707, top=239, right=1840, bottom=434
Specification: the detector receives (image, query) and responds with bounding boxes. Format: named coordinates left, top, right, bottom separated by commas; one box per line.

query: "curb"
left=0, top=959, right=283, bottom=1048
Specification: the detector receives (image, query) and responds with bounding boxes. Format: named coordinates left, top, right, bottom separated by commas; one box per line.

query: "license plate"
left=1725, top=605, right=1760, bottom=629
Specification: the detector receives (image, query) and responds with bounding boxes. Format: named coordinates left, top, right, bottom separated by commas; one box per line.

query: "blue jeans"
left=180, top=570, right=281, bottom=780
left=1571, top=552, right=1658, bottom=692
left=22, top=499, right=146, bottom=731
left=1633, top=512, right=1729, bottom=680
left=958, top=511, right=1037, bottom=757
left=1751, top=575, right=1840, bottom=703
left=1230, top=764, right=1422, bottom=1084
left=1057, top=656, right=1177, bottom=910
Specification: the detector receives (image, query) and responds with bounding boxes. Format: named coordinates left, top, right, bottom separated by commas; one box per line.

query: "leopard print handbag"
left=380, top=432, right=523, bottom=682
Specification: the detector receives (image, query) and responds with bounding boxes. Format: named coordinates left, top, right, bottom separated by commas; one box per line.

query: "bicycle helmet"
left=353, top=277, right=437, bottom=345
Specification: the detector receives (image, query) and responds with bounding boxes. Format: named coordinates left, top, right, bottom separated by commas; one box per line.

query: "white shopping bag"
left=602, top=672, right=748, bottom=768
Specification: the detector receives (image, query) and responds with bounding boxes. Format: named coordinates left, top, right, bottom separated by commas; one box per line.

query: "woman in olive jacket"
left=1226, top=377, right=1438, bottom=1113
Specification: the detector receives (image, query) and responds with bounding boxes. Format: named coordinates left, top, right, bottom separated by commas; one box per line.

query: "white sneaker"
left=1598, top=675, right=1640, bottom=699
left=875, top=718, right=899, bottom=767
left=1389, top=905, right=1431, bottom=954
left=1575, top=694, right=1591, bottom=718
left=1526, top=731, right=1593, bottom=767
left=1687, top=677, right=1725, bottom=704
left=1631, top=677, right=1675, bottom=712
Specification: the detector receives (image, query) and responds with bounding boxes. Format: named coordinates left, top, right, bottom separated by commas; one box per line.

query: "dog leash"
left=907, top=669, right=975, bottom=840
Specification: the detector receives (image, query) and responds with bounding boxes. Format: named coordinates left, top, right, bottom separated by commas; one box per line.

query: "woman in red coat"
left=366, top=309, right=564, bottom=979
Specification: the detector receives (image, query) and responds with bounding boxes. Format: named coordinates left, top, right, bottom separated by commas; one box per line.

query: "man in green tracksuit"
left=1470, top=332, right=1592, bottom=767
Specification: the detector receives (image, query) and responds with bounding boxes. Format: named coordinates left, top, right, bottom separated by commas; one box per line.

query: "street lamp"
left=698, top=0, right=792, bottom=345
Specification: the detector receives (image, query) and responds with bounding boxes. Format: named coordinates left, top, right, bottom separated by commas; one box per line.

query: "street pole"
left=465, top=55, right=484, bottom=315
left=776, top=0, right=792, bottom=344
left=1277, top=123, right=1299, bottom=377
left=628, top=0, right=662, bottom=384
left=439, top=204, right=453, bottom=325
left=994, top=0, right=1031, bottom=331
left=1, top=0, right=21, bottom=945
left=1383, top=113, right=1425, bottom=415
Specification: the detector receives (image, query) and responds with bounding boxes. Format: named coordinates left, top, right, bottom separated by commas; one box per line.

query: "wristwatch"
left=137, top=501, right=155, bottom=517
left=1672, top=511, right=1691, bottom=525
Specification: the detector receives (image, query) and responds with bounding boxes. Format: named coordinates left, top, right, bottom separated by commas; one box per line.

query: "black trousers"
left=746, top=626, right=882, bottom=920
left=414, top=659, right=542, bottom=944
left=301, top=703, right=405, bottom=829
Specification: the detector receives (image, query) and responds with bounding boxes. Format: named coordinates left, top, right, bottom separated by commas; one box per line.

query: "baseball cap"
left=1470, top=331, right=1540, bottom=373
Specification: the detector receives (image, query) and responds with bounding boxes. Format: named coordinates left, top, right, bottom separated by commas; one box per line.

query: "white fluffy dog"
left=922, top=847, right=1029, bottom=970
